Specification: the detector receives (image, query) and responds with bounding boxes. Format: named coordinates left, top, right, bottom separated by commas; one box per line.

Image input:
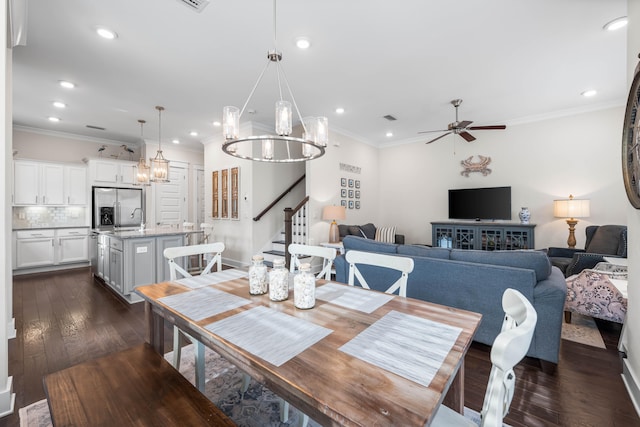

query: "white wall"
left=13, top=127, right=140, bottom=163
left=378, top=106, right=627, bottom=249
left=622, top=0, right=640, bottom=414
left=307, top=131, right=380, bottom=246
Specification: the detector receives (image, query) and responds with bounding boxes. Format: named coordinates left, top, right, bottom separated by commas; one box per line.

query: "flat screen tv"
left=448, top=186, right=512, bottom=220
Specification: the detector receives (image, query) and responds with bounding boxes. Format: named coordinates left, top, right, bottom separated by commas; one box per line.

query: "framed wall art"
left=212, top=171, right=219, bottom=218
left=341, top=200, right=346, bottom=207
left=341, top=189, right=347, bottom=198
left=231, top=167, right=239, bottom=220
left=341, top=178, right=347, bottom=187
left=221, top=168, right=229, bottom=218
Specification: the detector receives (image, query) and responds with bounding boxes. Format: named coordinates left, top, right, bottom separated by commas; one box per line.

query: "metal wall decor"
left=622, top=56, right=640, bottom=209
left=460, top=155, right=492, bottom=177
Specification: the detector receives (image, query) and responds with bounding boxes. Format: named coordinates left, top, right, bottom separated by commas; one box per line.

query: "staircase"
left=261, top=200, right=309, bottom=267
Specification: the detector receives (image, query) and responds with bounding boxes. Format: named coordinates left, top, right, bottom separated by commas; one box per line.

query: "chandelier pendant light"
left=135, top=119, right=151, bottom=186
left=222, top=0, right=328, bottom=162
left=150, top=105, right=170, bottom=182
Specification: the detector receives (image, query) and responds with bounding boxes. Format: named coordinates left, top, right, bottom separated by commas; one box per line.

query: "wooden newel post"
left=284, top=207, right=294, bottom=269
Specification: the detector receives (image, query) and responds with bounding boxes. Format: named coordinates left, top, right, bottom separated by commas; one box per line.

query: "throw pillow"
left=360, top=223, right=377, bottom=240
left=348, top=226, right=367, bottom=238
left=375, top=226, right=396, bottom=243
left=587, top=226, right=624, bottom=255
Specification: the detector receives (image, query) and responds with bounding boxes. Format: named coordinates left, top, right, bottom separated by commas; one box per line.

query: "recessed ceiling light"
left=295, top=37, right=311, bottom=49
left=59, top=80, right=75, bottom=89
left=603, top=16, right=628, bottom=31
left=172, top=139, right=180, bottom=144
left=581, top=89, right=597, bottom=97
left=52, top=101, right=66, bottom=108
left=96, top=27, right=118, bottom=40
left=48, top=117, right=61, bottom=122
left=189, top=131, right=198, bottom=136
left=212, top=121, right=221, bottom=127
left=335, top=107, right=345, bottom=114
left=386, top=132, right=393, bottom=137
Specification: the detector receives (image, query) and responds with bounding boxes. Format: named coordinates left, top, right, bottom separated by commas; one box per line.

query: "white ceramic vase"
left=519, top=207, right=531, bottom=224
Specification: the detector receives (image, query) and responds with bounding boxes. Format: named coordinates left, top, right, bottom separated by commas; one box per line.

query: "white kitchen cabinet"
left=14, top=229, right=56, bottom=268
left=14, top=160, right=87, bottom=206
left=14, top=160, right=65, bottom=205
left=57, top=228, right=89, bottom=264
left=64, top=166, right=88, bottom=205
left=14, top=228, right=90, bottom=271
left=90, top=159, right=137, bottom=186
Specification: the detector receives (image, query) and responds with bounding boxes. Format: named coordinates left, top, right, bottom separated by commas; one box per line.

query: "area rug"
left=561, top=313, right=606, bottom=349
left=19, top=344, right=505, bottom=426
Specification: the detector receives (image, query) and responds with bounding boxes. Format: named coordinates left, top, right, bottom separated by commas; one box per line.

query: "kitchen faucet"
left=130, top=208, right=145, bottom=231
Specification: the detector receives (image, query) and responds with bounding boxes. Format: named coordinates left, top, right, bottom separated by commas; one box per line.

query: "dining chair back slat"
left=164, top=242, right=224, bottom=280
left=288, top=244, right=337, bottom=280
left=345, top=250, right=414, bottom=297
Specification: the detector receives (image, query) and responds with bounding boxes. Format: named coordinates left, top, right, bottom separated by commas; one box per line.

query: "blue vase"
left=518, top=207, right=531, bottom=224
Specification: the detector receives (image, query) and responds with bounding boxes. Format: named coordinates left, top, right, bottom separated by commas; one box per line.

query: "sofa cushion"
left=342, top=235, right=398, bottom=254
left=586, top=226, right=625, bottom=255
left=449, top=249, right=552, bottom=281
left=375, top=226, right=396, bottom=243
left=397, top=245, right=451, bottom=259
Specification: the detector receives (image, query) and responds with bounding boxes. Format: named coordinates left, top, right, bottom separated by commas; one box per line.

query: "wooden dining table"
left=135, top=269, right=482, bottom=426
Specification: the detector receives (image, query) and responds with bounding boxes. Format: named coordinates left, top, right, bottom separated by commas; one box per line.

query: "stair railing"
left=253, top=174, right=305, bottom=222
left=284, top=196, right=309, bottom=268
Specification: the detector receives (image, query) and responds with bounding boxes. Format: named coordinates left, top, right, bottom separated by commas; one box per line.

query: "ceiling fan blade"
left=425, top=132, right=452, bottom=144
left=418, top=129, right=449, bottom=134
left=459, top=131, right=476, bottom=142
left=457, top=120, right=473, bottom=129
left=468, top=125, right=506, bottom=130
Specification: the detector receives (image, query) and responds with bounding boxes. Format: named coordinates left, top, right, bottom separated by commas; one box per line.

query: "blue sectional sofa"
left=334, top=236, right=567, bottom=371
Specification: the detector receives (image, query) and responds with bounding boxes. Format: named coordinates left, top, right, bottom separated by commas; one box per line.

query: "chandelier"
left=222, top=0, right=328, bottom=162
left=135, top=119, right=151, bottom=186
left=150, top=106, right=170, bottom=182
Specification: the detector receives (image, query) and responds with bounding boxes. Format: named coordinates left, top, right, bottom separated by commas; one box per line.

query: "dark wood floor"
left=1, top=267, right=639, bottom=427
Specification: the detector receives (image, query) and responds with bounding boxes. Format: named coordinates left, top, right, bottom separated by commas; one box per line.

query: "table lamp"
left=553, top=194, right=590, bottom=248
left=322, top=205, right=346, bottom=243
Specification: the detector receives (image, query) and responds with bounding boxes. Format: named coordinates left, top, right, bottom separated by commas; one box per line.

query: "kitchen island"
left=94, top=226, right=202, bottom=303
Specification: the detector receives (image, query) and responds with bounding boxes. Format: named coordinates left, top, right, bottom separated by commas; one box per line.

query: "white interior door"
left=154, top=164, right=187, bottom=225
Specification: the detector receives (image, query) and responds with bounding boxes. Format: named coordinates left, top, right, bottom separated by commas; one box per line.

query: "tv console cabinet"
left=431, top=221, right=535, bottom=250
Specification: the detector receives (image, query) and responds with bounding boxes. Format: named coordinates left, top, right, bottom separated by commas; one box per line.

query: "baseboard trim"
left=622, top=358, right=640, bottom=418
left=7, top=318, right=15, bottom=340
left=0, top=376, right=15, bottom=418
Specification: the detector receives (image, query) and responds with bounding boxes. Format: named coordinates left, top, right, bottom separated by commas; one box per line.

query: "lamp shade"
left=553, top=196, right=590, bottom=219
left=322, top=205, right=346, bottom=221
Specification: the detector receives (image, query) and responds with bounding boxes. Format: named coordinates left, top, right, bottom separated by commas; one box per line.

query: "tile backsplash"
left=13, top=206, right=88, bottom=229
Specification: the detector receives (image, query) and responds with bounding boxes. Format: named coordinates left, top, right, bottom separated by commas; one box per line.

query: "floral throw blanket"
left=565, top=270, right=627, bottom=323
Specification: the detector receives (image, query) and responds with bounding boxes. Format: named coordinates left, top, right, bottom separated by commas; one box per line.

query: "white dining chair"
left=288, top=243, right=337, bottom=280
left=345, top=250, right=414, bottom=297
left=163, top=242, right=231, bottom=392
left=430, top=288, right=538, bottom=427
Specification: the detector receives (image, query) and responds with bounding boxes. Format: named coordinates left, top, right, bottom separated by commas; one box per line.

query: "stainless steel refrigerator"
left=92, top=187, right=144, bottom=229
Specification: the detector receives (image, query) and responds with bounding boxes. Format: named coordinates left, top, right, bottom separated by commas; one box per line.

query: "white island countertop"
left=93, top=226, right=203, bottom=239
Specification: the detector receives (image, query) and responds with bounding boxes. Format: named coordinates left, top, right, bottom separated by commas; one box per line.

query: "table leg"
left=442, top=361, right=464, bottom=414
left=145, top=301, right=164, bottom=354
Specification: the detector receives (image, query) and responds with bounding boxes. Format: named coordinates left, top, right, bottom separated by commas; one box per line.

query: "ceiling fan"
left=419, top=99, right=506, bottom=144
